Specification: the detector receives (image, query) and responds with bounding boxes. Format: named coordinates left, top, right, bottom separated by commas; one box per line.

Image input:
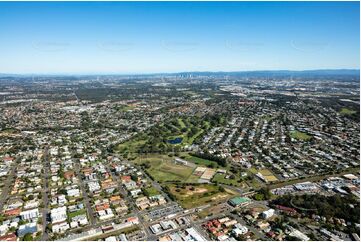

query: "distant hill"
left=173, top=69, right=360, bottom=77
left=0, top=69, right=359, bottom=78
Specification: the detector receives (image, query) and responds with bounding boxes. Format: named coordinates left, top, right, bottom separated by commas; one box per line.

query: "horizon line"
left=0, top=68, right=360, bottom=76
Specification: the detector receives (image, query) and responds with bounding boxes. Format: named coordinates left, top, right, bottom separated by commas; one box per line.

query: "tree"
left=253, top=187, right=271, bottom=200
left=307, top=233, right=317, bottom=240
left=254, top=193, right=265, bottom=201
left=59, top=189, right=67, bottom=195
left=23, top=233, right=33, bottom=241
left=131, top=174, right=138, bottom=181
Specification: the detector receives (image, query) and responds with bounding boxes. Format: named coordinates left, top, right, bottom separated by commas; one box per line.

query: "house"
left=52, top=222, right=70, bottom=234
left=98, top=208, right=114, bottom=221
left=87, top=181, right=101, bottom=193
left=109, top=195, right=122, bottom=205
left=63, top=171, right=75, bottom=180
left=288, top=228, right=310, bottom=241
left=3, top=157, right=14, bottom=165
left=257, top=221, right=270, bottom=230
left=17, top=222, right=37, bottom=237
left=126, top=217, right=139, bottom=225
left=121, top=176, right=132, bottom=183
left=232, top=224, right=248, bottom=236
left=135, top=197, right=150, bottom=210
left=0, top=233, right=17, bottom=241
left=20, top=209, right=39, bottom=221
left=72, top=214, right=88, bottom=226
left=96, top=203, right=110, bottom=211
left=130, top=189, right=142, bottom=197
left=67, top=188, right=80, bottom=197
left=223, top=220, right=238, bottom=227
left=275, top=205, right=297, bottom=215
left=4, top=208, right=21, bottom=217
left=6, top=200, right=23, bottom=210
left=0, top=167, right=9, bottom=177
left=261, top=209, right=275, bottom=219
left=51, top=206, right=67, bottom=224
left=185, top=227, right=206, bottom=241
left=124, top=181, right=137, bottom=190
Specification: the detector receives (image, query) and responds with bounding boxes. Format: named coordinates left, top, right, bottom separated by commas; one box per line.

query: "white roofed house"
left=52, top=222, right=70, bottom=234
left=232, top=223, right=248, bottom=236
left=87, top=181, right=101, bottom=193
left=288, top=227, right=310, bottom=241
left=17, top=222, right=38, bottom=237
left=261, top=209, right=275, bottom=219
left=130, top=189, right=142, bottom=198
left=124, top=180, right=137, bottom=190
left=98, top=208, right=114, bottom=221
left=185, top=227, right=206, bottom=241
left=67, top=188, right=80, bottom=197
left=51, top=206, right=67, bottom=224
left=0, top=166, right=9, bottom=177
left=24, top=200, right=39, bottom=210
left=20, top=208, right=40, bottom=221
left=57, top=194, right=68, bottom=206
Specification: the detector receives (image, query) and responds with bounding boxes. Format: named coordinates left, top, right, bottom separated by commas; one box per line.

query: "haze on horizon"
left=0, top=1, right=359, bottom=74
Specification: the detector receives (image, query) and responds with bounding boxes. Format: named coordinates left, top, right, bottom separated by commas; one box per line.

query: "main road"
left=74, top=162, right=97, bottom=226
left=0, top=163, right=15, bottom=212
left=41, top=146, right=50, bottom=240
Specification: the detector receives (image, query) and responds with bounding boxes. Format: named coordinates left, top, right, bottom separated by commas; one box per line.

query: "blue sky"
left=0, top=1, right=359, bottom=74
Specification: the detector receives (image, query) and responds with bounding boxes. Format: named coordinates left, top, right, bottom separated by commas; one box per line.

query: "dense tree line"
left=191, top=152, right=228, bottom=167
left=271, top=193, right=360, bottom=224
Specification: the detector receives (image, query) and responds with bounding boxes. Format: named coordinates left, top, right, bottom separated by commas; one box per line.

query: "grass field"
left=138, top=156, right=195, bottom=183
left=290, top=130, right=312, bottom=141
left=339, top=108, right=357, bottom=115
left=143, top=187, right=160, bottom=196
left=134, top=154, right=172, bottom=164
left=148, top=161, right=194, bottom=182
left=248, top=167, right=258, bottom=174
left=177, top=118, right=186, bottom=128
left=245, top=177, right=263, bottom=189
left=166, top=183, right=236, bottom=209
left=116, top=104, right=135, bottom=112
left=184, top=155, right=219, bottom=168
left=116, top=138, right=147, bottom=153
left=259, top=169, right=279, bottom=182
left=212, top=173, right=244, bottom=186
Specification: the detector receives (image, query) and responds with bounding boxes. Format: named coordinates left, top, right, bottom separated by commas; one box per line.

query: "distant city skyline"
left=0, top=1, right=359, bottom=74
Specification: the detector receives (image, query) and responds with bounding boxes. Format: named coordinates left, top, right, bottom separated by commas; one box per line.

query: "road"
left=268, top=166, right=360, bottom=190
left=74, top=162, right=97, bottom=226
left=104, top=162, right=151, bottom=238
left=41, top=147, right=50, bottom=240
left=134, top=164, right=173, bottom=202
left=0, top=163, right=16, bottom=211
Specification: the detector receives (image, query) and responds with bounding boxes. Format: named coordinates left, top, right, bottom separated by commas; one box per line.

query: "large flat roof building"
left=228, top=197, right=251, bottom=207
